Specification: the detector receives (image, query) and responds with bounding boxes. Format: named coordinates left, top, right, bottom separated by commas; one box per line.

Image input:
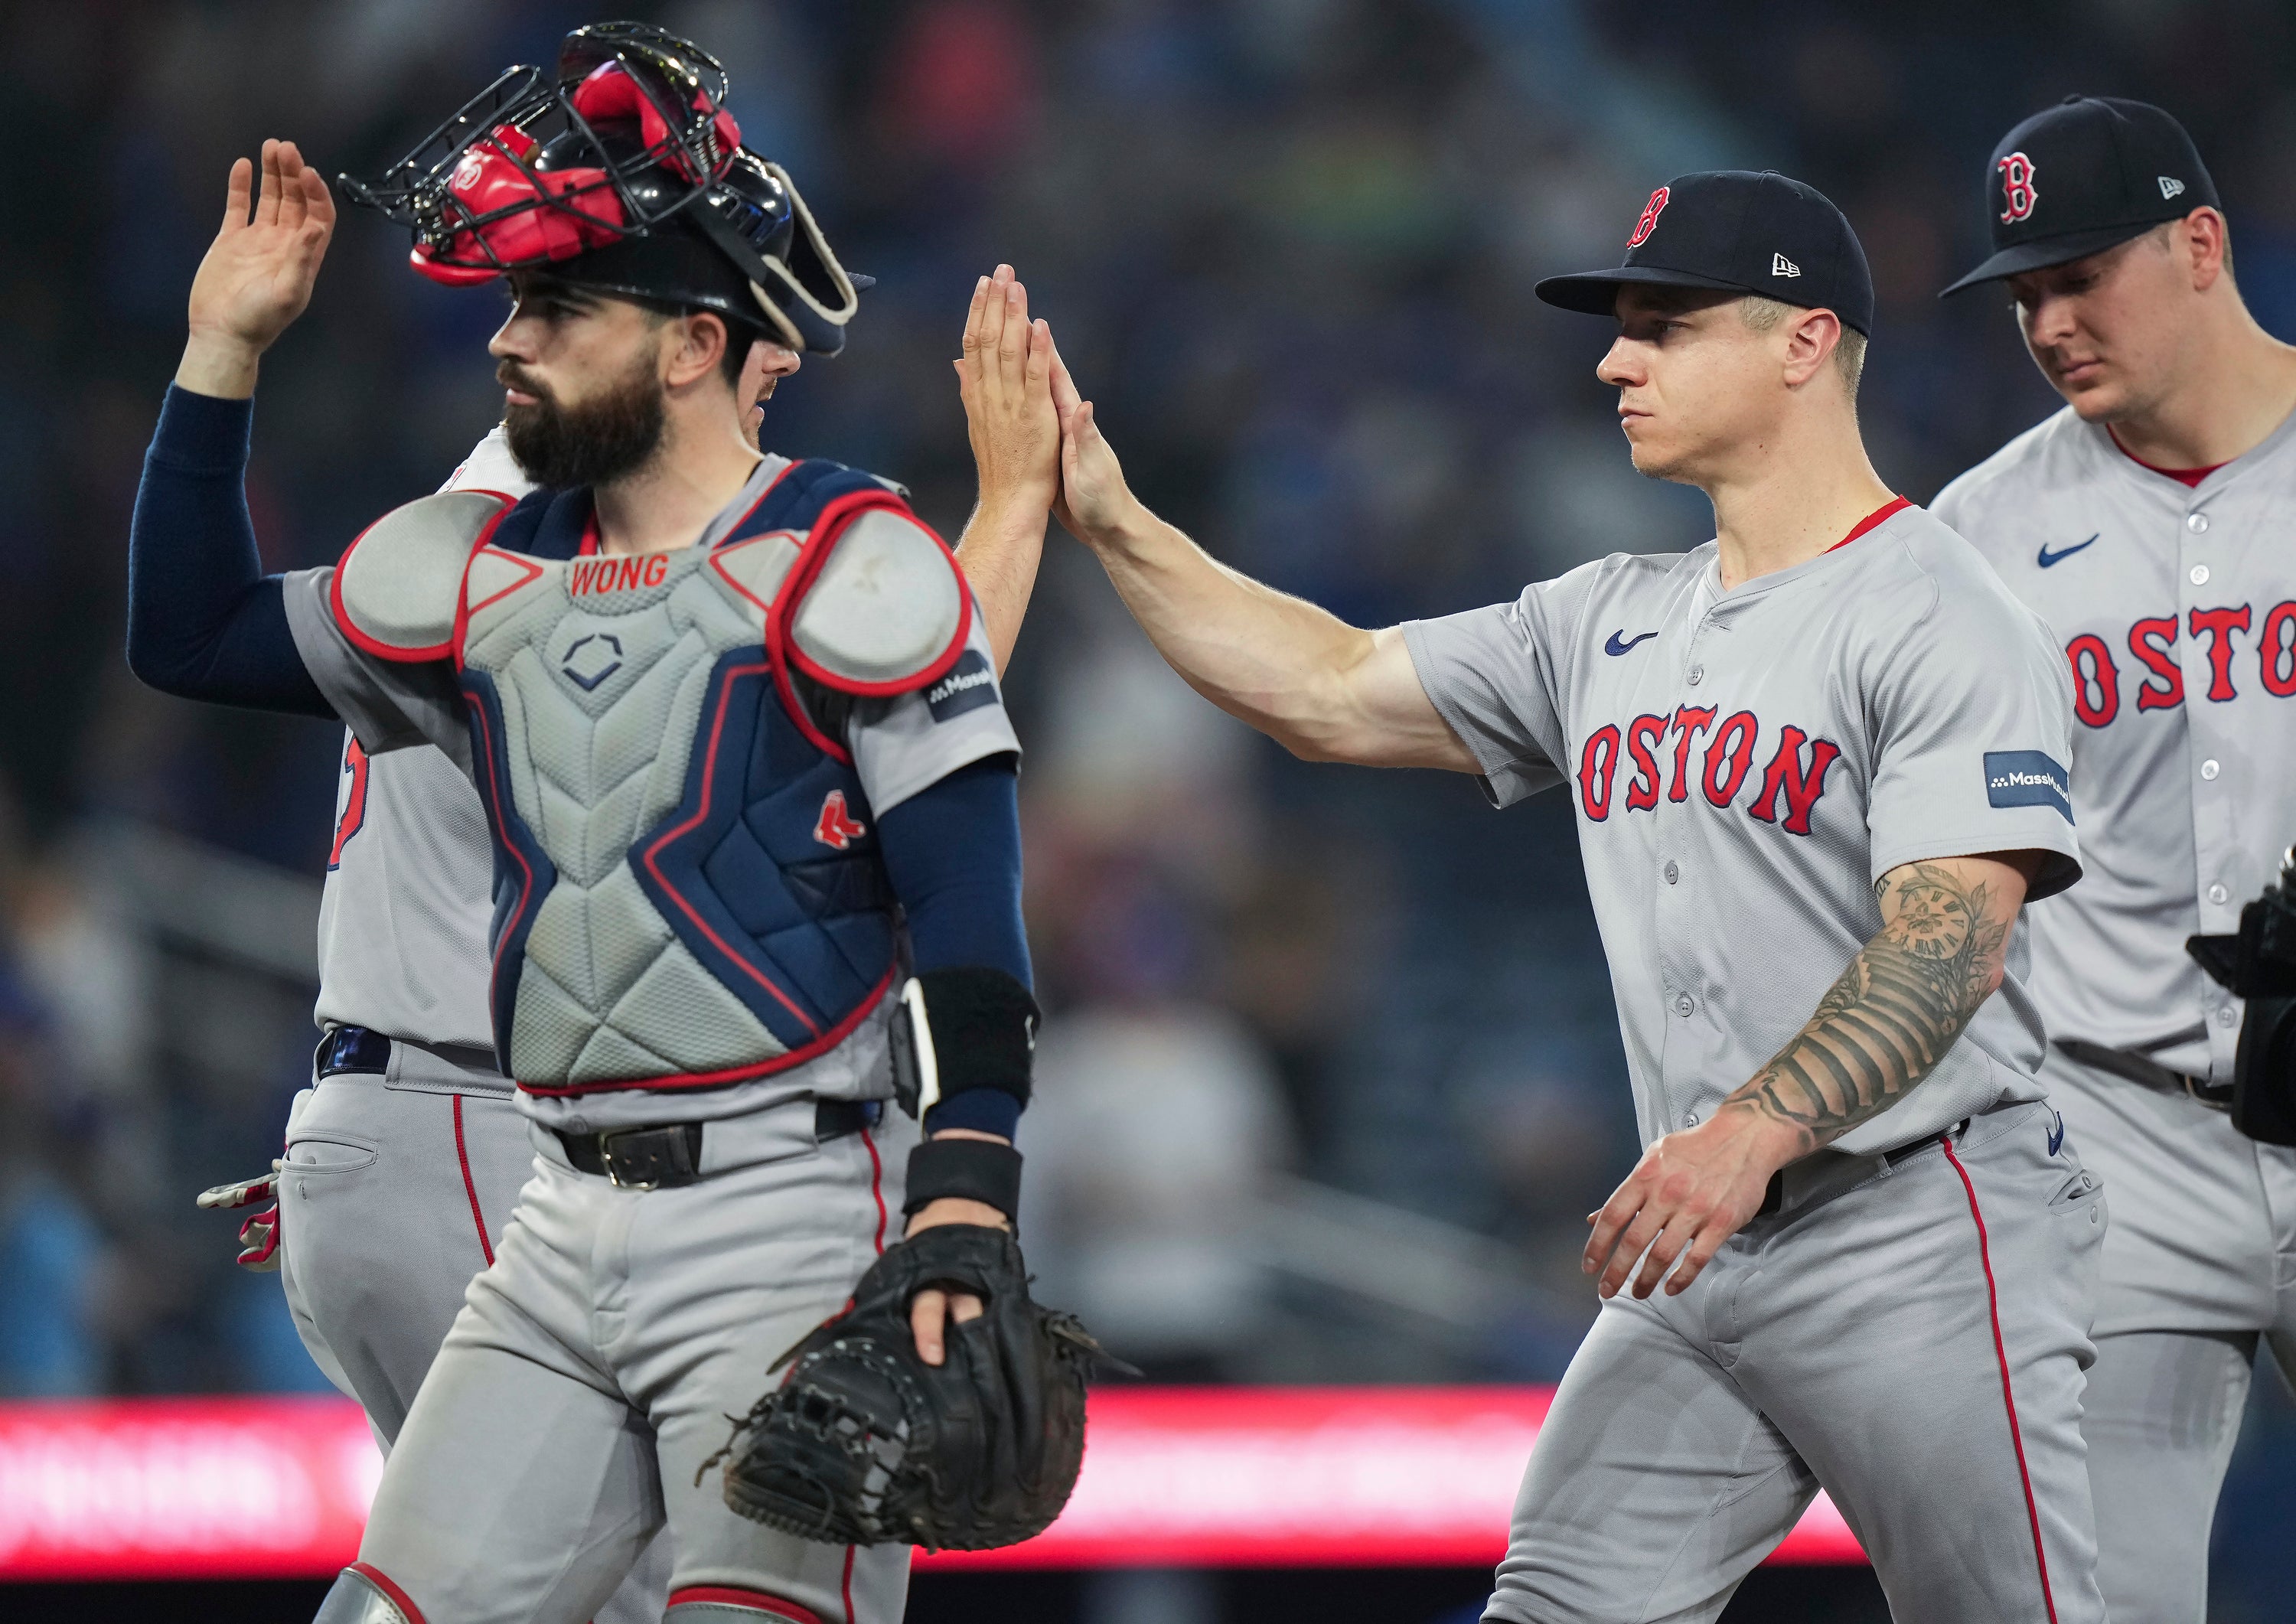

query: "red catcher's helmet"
left=341, top=21, right=865, bottom=356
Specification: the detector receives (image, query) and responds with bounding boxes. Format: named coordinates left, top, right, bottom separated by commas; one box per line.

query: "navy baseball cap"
left=1535, top=170, right=1875, bottom=337
left=1940, top=96, right=2218, bottom=295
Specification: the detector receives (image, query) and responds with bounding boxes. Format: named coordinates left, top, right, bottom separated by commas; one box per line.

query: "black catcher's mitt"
left=712, top=1223, right=1114, bottom=1551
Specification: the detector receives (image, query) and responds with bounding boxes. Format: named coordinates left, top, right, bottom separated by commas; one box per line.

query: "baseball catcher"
left=129, top=21, right=1108, bottom=1620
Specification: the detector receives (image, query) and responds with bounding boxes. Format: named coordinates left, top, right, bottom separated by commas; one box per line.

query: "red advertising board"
left=0, top=1390, right=1864, bottom=1580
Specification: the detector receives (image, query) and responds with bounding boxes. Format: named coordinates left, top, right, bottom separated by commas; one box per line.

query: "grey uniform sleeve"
left=846, top=603, right=1019, bottom=816
left=1865, top=569, right=2082, bottom=900
left=280, top=568, right=471, bottom=771
left=1401, top=566, right=1598, bottom=807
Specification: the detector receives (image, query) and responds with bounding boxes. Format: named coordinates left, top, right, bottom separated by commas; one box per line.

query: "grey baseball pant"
left=347, top=1091, right=915, bottom=1624
left=277, top=1040, right=670, bottom=1623
left=2040, top=1045, right=2296, bottom=1624
left=1483, top=1100, right=2107, bottom=1624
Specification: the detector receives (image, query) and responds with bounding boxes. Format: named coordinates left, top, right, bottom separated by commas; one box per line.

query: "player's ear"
left=1779, top=308, right=1841, bottom=391
left=664, top=310, right=732, bottom=391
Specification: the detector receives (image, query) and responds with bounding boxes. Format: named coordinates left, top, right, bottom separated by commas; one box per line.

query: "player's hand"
left=1581, top=1110, right=1801, bottom=1300
left=903, top=1133, right=1013, bottom=1366
left=1048, top=349, right=1143, bottom=546
left=955, top=265, right=1060, bottom=517
left=179, top=139, right=338, bottom=398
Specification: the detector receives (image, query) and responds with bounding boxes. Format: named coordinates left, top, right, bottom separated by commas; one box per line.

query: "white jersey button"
left=2208, top=882, right=2229, bottom=905
left=1683, top=1111, right=1701, bottom=1128
left=1687, top=665, right=1704, bottom=686
left=2201, top=758, right=2220, bottom=780
left=1673, top=993, right=1695, bottom=1016
left=2218, top=1005, right=2239, bottom=1027
left=2187, top=512, right=2210, bottom=533
left=2189, top=563, right=2210, bottom=585
left=1664, top=861, right=1680, bottom=884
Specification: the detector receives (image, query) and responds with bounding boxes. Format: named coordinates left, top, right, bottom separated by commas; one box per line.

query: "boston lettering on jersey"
left=2063, top=599, right=2296, bottom=726
left=1575, top=706, right=1841, bottom=836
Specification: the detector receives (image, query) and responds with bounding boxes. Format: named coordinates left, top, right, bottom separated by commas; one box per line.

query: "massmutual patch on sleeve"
left=1984, top=750, right=2072, bottom=822
left=925, top=649, right=999, bottom=722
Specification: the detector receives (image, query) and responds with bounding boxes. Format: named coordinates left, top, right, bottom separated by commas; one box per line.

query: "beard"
left=501, top=350, right=667, bottom=489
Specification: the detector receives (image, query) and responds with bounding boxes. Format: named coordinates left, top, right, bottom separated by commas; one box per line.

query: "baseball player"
left=161, top=416, right=671, bottom=1624
left=127, top=24, right=1037, bottom=1624
left=1932, top=96, right=2296, bottom=1624
left=959, top=171, right=2111, bottom=1621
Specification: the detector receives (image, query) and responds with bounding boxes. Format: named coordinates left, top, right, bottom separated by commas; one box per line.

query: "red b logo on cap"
left=1998, top=152, right=2039, bottom=223
left=1627, top=187, right=1670, bottom=248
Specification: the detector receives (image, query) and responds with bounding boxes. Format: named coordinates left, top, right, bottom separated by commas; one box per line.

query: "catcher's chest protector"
left=335, top=463, right=968, bottom=1092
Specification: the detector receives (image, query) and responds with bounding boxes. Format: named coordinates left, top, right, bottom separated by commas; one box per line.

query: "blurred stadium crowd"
left=1, top=2, right=2294, bottom=1589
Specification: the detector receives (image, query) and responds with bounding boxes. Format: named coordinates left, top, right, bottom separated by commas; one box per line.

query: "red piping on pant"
left=350, top=1561, right=429, bottom=1623
left=1941, top=1136, right=2060, bottom=1623
left=861, top=1127, right=886, bottom=1256
left=840, top=1546, right=859, bottom=1624
left=451, top=1095, right=494, bottom=1267
left=667, top=1586, right=823, bottom=1622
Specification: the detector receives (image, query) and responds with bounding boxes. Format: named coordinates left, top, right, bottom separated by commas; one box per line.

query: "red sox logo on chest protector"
left=1998, top=152, right=2040, bottom=223
left=1628, top=187, right=1671, bottom=248
left=814, top=790, right=869, bottom=850
left=1577, top=706, right=1844, bottom=835
left=2063, top=599, right=2296, bottom=726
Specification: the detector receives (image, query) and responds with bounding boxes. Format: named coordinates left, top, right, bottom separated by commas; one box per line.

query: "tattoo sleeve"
left=1717, top=857, right=2023, bottom=1156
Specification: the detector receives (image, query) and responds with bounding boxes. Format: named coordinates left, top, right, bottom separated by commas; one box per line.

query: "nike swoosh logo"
left=1604, top=629, right=1658, bottom=656
left=2037, top=534, right=2099, bottom=569
left=2046, top=1111, right=2066, bottom=1156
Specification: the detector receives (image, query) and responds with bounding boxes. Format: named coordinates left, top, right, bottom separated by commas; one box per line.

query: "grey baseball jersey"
left=312, top=426, right=530, bottom=1052
left=1405, top=499, right=2105, bottom=1622
left=1932, top=406, right=2296, bottom=1080
left=1936, top=405, right=2296, bottom=1624
left=1404, top=499, right=2081, bottom=1155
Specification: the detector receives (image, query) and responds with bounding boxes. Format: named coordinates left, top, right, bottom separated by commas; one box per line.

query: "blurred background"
left=1, top=1, right=2292, bottom=1619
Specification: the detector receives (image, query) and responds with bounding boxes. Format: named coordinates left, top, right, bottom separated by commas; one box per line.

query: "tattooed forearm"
left=1717, top=857, right=2023, bottom=1156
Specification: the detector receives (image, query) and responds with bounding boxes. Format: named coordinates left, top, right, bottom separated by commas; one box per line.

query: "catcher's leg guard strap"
left=666, top=1585, right=823, bottom=1622
left=314, top=1564, right=427, bottom=1624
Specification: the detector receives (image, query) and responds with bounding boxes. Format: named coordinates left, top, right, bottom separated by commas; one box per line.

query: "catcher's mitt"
left=710, top=1223, right=1117, bottom=1551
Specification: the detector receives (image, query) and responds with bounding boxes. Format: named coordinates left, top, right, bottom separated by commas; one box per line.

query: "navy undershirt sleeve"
left=127, top=386, right=332, bottom=717
left=874, top=754, right=1032, bottom=1140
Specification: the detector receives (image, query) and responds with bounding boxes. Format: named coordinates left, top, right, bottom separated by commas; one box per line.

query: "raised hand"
left=954, top=265, right=1059, bottom=515
left=1047, top=347, right=1139, bottom=545
left=179, top=139, right=338, bottom=398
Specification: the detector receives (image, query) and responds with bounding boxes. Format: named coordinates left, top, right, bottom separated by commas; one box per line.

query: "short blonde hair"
left=1741, top=295, right=1866, bottom=396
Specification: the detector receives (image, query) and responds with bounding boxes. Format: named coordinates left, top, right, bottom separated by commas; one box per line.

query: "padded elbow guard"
left=888, top=967, right=1038, bottom=1121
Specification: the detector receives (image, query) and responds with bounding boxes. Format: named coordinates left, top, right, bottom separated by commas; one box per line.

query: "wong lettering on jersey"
left=1404, top=503, right=2079, bottom=1155
left=1935, top=405, right=2296, bottom=1081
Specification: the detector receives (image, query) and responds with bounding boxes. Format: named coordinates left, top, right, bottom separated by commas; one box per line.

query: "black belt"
left=1757, top=1127, right=1957, bottom=1218
left=555, top=1098, right=882, bottom=1189
left=316, top=1026, right=393, bottom=1078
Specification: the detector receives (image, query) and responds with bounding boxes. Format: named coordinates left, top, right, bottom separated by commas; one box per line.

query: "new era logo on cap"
left=1772, top=253, right=1801, bottom=278
left=2159, top=175, right=2185, bottom=199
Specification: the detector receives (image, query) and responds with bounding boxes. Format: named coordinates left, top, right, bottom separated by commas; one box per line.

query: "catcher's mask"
left=341, top=21, right=865, bottom=356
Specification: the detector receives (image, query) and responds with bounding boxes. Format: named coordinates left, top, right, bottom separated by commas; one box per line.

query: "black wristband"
left=904, top=1136, right=1023, bottom=1220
